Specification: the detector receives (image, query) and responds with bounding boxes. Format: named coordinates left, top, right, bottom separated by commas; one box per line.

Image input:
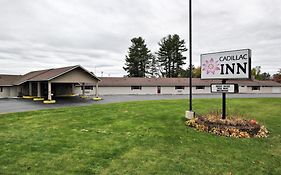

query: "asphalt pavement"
left=0, top=93, right=280, bottom=114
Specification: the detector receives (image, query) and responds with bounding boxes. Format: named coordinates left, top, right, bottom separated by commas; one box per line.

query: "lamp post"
left=189, top=0, right=192, bottom=112
left=186, top=0, right=194, bottom=119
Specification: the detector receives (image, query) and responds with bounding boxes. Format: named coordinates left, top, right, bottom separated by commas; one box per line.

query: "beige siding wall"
left=51, top=68, right=98, bottom=84
left=239, top=86, right=248, bottom=93
left=9, top=86, right=19, bottom=97
left=75, top=86, right=157, bottom=95
left=76, top=86, right=213, bottom=95
left=161, top=87, right=187, bottom=94
left=161, top=86, right=210, bottom=94
left=261, top=87, right=273, bottom=93
left=74, top=87, right=97, bottom=96
left=161, top=87, right=176, bottom=94
left=99, top=87, right=156, bottom=95
left=99, top=87, right=126, bottom=95
left=84, top=89, right=96, bottom=95
left=240, top=86, right=281, bottom=93
left=0, top=87, right=10, bottom=98
left=0, top=86, right=21, bottom=98
left=193, top=87, right=211, bottom=94
left=74, top=86, right=82, bottom=95
left=4, top=85, right=281, bottom=97
left=272, top=87, right=281, bottom=93
left=4, top=85, right=281, bottom=98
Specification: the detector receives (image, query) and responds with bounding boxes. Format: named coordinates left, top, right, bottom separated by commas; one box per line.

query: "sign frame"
left=200, top=49, right=251, bottom=80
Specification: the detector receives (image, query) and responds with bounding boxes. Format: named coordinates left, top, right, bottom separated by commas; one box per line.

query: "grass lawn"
left=0, top=98, right=281, bottom=174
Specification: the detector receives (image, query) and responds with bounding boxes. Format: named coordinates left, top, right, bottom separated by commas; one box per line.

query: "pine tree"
left=123, top=37, right=152, bottom=77
left=157, top=34, right=187, bottom=77
left=148, top=55, right=160, bottom=77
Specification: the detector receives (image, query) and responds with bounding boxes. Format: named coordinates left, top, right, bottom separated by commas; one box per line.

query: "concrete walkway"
left=0, top=94, right=280, bottom=114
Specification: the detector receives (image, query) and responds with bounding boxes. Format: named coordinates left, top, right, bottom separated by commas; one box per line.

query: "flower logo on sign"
left=202, top=58, right=220, bottom=74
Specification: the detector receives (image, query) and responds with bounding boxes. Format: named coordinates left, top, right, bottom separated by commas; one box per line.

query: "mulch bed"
left=186, top=115, right=268, bottom=138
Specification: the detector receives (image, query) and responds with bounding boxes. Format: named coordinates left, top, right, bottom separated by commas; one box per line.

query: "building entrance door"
left=157, top=86, right=161, bottom=94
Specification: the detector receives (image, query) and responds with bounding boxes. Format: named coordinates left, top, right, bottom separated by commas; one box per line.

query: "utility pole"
left=186, top=0, right=194, bottom=119
left=189, top=0, right=192, bottom=112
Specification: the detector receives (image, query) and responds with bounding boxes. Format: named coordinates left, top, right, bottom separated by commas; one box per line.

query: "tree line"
left=123, top=35, right=281, bottom=83
left=123, top=35, right=188, bottom=78
left=252, top=67, right=281, bottom=82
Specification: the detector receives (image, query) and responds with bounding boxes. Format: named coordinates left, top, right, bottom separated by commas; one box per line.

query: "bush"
left=186, top=114, right=269, bottom=138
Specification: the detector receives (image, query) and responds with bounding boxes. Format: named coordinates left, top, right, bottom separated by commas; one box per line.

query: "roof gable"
left=51, top=67, right=100, bottom=83
left=14, top=65, right=100, bottom=85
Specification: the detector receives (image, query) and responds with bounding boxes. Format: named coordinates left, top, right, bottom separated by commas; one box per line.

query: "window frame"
left=85, top=86, right=94, bottom=90
left=251, top=86, right=260, bottom=91
left=131, top=86, right=142, bottom=90
left=175, top=86, right=185, bottom=90
left=196, top=86, right=205, bottom=90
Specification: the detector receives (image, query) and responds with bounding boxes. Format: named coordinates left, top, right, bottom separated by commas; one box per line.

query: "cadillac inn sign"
left=201, top=49, right=251, bottom=80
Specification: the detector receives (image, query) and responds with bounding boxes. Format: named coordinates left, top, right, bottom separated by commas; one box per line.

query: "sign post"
left=222, top=79, right=226, bottom=119
left=186, top=0, right=194, bottom=119
left=189, top=0, right=192, bottom=113
left=201, top=49, right=251, bottom=119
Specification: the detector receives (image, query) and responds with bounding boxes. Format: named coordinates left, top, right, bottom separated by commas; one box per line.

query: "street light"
left=186, top=0, right=194, bottom=119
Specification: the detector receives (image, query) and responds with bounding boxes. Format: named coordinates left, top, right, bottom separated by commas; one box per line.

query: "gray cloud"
left=0, top=0, right=280, bottom=76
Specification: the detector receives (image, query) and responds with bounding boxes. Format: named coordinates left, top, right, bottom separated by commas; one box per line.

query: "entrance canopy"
left=13, top=65, right=100, bottom=100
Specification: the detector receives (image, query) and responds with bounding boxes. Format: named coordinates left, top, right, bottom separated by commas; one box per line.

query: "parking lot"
left=0, top=93, right=281, bottom=114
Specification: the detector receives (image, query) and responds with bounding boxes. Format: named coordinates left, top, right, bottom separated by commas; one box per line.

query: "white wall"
left=239, top=86, right=248, bottom=93
left=0, top=86, right=20, bottom=98
left=74, top=87, right=95, bottom=95
left=0, top=87, right=10, bottom=98
left=6, top=84, right=280, bottom=97
left=238, top=86, right=281, bottom=94
left=9, top=86, right=19, bottom=97
left=272, top=87, right=281, bottom=93
left=193, top=87, right=211, bottom=94
left=161, top=87, right=189, bottom=94
left=99, top=87, right=157, bottom=95
left=76, top=86, right=213, bottom=95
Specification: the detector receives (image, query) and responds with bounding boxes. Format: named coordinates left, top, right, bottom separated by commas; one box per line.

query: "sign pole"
left=189, top=0, right=192, bottom=112
left=222, top=79, right=226, bottom=119
left=185, top=0, right=194, bottom=119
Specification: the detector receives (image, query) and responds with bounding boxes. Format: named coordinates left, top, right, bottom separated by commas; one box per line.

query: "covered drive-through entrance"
left=15, top=65, right=100, bottom=102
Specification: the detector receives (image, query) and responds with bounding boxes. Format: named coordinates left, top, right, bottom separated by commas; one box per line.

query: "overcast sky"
left=0, top=0, right=281, bottom=76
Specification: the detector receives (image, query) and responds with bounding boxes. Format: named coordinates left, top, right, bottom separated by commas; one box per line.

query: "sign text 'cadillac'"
left=201, top=49, right=251, bottom=80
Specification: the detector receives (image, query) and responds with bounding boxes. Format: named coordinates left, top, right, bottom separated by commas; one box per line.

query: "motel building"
left=0, top=65, right=281, bottom=100
left=76, top=77, right=281, bottom=96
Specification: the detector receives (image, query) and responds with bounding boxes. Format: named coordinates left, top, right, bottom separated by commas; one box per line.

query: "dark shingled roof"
left=1, top=65, right=100, bottom=86
left=14, top=65, right=77, bottom=85
left=0, top=75, right=22, bottom=86
left=98, top=77, right=281, bottom=87
left=13, top=65, right=100, bottom=85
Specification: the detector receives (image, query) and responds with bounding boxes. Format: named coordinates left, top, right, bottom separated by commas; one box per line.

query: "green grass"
left=0, top=98, right=280, bottom=175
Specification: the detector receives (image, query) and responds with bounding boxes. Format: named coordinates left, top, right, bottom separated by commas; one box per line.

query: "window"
left=0, top=87, right=2, bottom=92
left=85, top=86, right=93, bottom=90
left=175, top=86, right=185, bottom=90
left=252, top=86, right=260, bottom=91
left=131, top=86, right=142, bottom=90
left=81, top=86, right=94, bottom=90
left=196, top=86, right=205, bottom=90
